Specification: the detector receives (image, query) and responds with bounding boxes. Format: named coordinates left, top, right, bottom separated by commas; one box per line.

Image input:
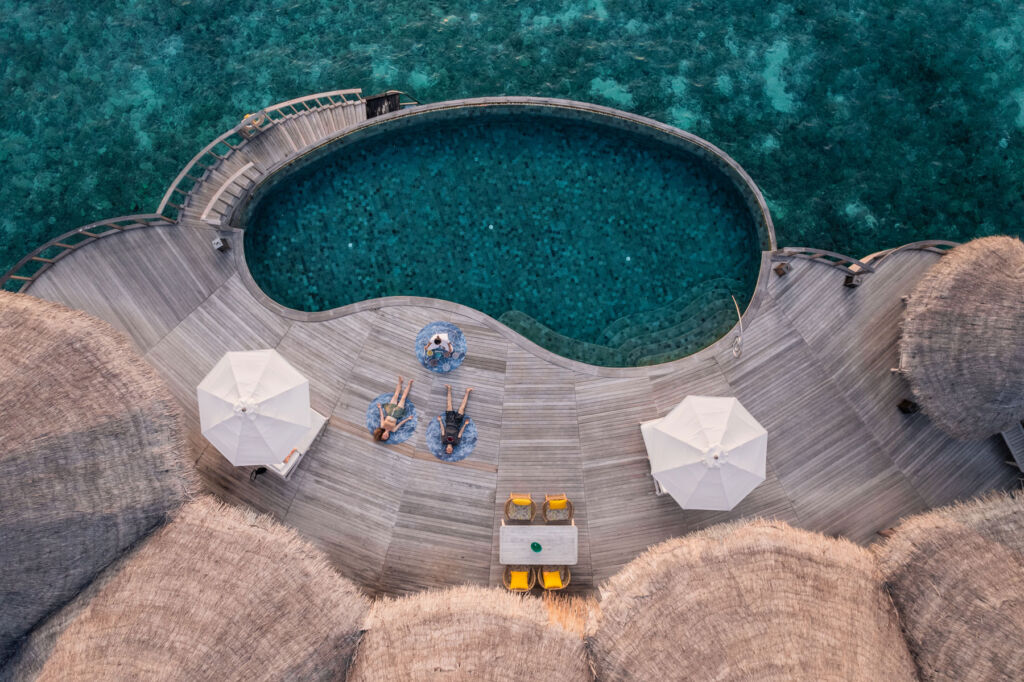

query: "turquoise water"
left=2, top=2, right=1022, bottom=274
left=245, top=113, right=760, bottom=366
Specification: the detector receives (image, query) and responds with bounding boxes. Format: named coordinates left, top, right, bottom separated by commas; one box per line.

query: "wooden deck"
left=18, top=97, right=1019, bottom=595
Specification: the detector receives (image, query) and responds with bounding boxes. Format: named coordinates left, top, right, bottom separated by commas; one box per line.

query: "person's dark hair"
left=433, top=336, right=441, bottom=344
left=372, top=426, right=385, bottom=441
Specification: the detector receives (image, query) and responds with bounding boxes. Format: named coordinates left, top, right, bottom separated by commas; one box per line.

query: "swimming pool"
left=242, top=102, right=771, bottom=367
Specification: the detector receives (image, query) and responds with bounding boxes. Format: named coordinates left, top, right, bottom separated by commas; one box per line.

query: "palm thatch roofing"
left=587, top=519, right=918, bottom=682
left=5, top=496, right=370, bottom=682
left=873, top=492, right=1024, bottom=681
left=0, top=292, right=197, bottom=667
left=900, top=236, right=1024, bottom=439
left=348, top=586, right=594, bottom=681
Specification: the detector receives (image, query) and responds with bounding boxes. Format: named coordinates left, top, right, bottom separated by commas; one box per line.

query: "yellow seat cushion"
left=548, top=498, right=567, bottom=510
left=509, top=571, right=530, bottom=590
left=512, top=497, right=531, bottom=506
left=543, top=571, right=563, bottom=589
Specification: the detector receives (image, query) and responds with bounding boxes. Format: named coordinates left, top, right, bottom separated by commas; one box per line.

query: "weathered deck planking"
left=490, top=348, right=593, bottom=591
left=766, top=250, right=1015, bottom=506
left=713, top=295, right=928, bottom=541
left=17, top=100, right=1019, bottom=595
left=26, top=223, right=233, bottom=352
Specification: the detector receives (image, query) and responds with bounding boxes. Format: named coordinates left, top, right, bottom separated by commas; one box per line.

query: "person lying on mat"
left=374, top=375, right=414, bottom=442
left=438, top=384, right=473, bottom=455
left=424, top=333, right=454, bottom=364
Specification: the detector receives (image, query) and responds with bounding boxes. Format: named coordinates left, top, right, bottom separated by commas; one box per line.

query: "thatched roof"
left=900, top=236, right=1024, bottom=439
left=348, top=586, right=594, bottom=681
left=5, top=496, right=369, bottom=681
left=587, top=519, right=918, bottom=681
left=0, top=543, right=126, bottom=682
left=873, top=492, right=1024, bottom=681
left=0, top=292, right=197, bottom=666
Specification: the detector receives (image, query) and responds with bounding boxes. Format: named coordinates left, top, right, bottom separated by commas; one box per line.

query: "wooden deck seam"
left=708, top=351, right=808, bottom=530
left=278, top=319, right=372, bottom=526
left=140, top=266, right=250, bottom=356
left=317, top=310, right=381, bottom=420
left=571, top=370, right=605, bottom=589
left=764, top=262, right=932, bottom=507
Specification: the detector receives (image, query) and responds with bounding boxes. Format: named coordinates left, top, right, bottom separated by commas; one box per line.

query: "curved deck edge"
left=232, top=232, right=775, bottom=378
left=226, top=95, right=778, bottom=373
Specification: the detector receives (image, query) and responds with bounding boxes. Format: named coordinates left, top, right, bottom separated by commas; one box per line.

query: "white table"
left=499, top=522, right=578, bottom=565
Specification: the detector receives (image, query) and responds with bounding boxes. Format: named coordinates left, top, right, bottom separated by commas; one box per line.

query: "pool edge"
left=234, top=233, right=775, bottom=377
left=232, top=96, right=776, bottom=372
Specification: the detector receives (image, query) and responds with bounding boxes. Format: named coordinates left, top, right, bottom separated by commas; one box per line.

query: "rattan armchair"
left=539, top=565, right=571, bottom=591
left=504, top=492, right=536, bottom=523
left=502, top=565, right=536, bottom=592
left=541, top=493, right=574, bottom=523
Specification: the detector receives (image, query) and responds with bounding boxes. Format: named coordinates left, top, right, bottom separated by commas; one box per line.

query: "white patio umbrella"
left=197, top=350, right=312, bottom=466
left=640, top=396, right=767, bottom=511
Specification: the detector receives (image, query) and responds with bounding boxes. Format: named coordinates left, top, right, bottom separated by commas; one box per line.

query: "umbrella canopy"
left=197, top=350, right=311, bottom=466
left=641, top=395, right=766, bottom=510
left=900, top=236, right=1024, bottom=439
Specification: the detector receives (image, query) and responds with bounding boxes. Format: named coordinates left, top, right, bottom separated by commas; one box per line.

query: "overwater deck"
left=12, top=93, right=1018, bottom=595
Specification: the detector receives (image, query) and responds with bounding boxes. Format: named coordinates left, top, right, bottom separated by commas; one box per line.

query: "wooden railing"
left=248, top=88, right=364, bottom=128
left=156, top=125, right=250, bottom=219
left=391, top=90, right=420, bottom=106
left=860, top=239, right=958, bottom=266
left=775, top=247, right=876, bottom=279
left=4, top=88, right=367, bottom=291
left=774, top=240, right=959, bottom=287
left=157, top=88, right=363, bottom=219
left=1, top=214, right=173, bottom=292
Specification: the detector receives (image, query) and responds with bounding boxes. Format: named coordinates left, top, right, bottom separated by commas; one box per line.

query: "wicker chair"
left=539, top=565, right=571, bottom=591
left=541, top=494, right=574, bottom=523
left=502, top=565, right=536, bottom=592
left=504, top=493, right=536, bottom=523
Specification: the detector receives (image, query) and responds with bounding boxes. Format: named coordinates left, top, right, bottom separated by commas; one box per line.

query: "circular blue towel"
left=416, top=321, right=467, bottom=374
left=425, top=414, right=478, bottom=462
left=365, top=393, right=418, bottom=444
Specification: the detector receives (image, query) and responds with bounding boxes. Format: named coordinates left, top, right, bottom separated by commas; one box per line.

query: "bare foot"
left=445, top=384, right=451, bottom=390
left=466, top=387, right=474, bottom=394
left=398, top=375, right=404, bottom=383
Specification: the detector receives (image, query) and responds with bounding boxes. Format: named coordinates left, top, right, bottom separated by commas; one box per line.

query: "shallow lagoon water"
left=2, top=1, right=1022, bottom=283
left=245, top=113, right=760, bottom=366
